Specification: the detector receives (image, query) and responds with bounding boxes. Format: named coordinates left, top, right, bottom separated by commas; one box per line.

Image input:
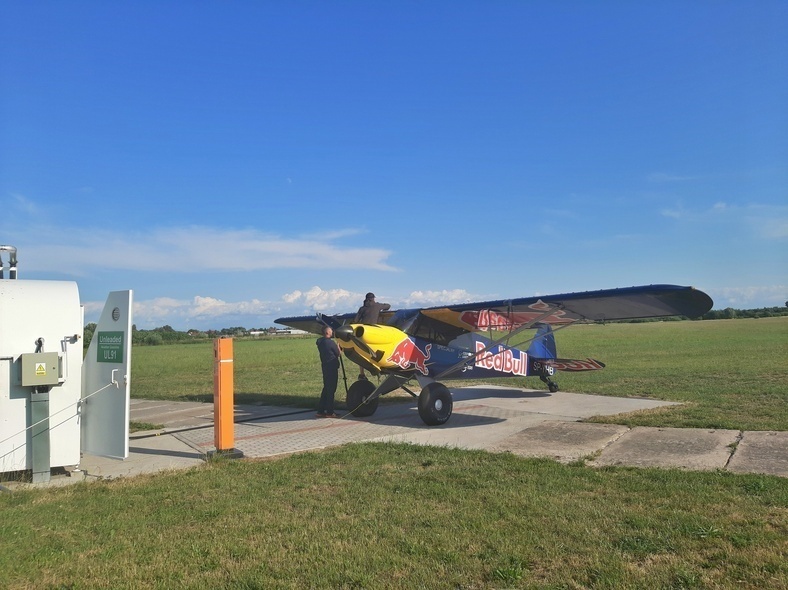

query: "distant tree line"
left=700, top=306, right=788, bottom=320
left=83, top=305, right=787, bottom=350
left=82, top=324, right=281, bottom=351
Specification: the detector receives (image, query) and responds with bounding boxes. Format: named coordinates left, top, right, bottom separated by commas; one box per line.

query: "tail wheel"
left=346, top=379, right=379, bottom=417
left=418, top=382, right=453, bottom=426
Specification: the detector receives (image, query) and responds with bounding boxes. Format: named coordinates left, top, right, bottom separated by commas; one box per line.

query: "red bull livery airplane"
left=275, top=284, right=712, bottom=426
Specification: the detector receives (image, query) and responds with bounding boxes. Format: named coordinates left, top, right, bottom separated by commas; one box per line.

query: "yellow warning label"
left=35, top=363, right=46, bottom=376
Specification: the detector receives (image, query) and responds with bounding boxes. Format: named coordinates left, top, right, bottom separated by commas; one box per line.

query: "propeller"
left=316, top=312, right=342, bottom=330
left=334, top=325, right=384, bottom=362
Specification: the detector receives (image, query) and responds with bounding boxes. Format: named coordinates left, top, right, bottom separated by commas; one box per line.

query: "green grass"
left=131, top=318, right=788, bottom=431
left=1, top=444, right=786, bottom=589
left=551, top=318, right=788, bottom=430
left=131, top=336, right=327, bottom=407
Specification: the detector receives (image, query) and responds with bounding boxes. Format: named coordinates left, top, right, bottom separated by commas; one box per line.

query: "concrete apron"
left=49, top=387, right=788, bottom=485
left=158, top=387, right=671, bottom=459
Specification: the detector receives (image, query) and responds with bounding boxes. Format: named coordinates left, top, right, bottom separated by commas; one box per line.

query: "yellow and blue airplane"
left=275, top=284, right=713, bottom=426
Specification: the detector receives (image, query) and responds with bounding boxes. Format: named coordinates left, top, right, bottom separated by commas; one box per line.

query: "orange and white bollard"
left=209, top=337, right=243, bottom=459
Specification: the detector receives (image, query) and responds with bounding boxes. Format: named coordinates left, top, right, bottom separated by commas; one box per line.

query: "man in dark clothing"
left=316, top=325, right=341, bottom=418
left=354, top=292, right=391, bottom=324
left=353, top=292, right=391, bottom=380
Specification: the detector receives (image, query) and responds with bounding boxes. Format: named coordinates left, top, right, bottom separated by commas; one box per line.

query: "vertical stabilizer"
left=527, top=323, right=557, bottom=359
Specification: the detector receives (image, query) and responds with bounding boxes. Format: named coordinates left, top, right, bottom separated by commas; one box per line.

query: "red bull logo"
left=387, top=337, right=432, bottom=375
left=460, top=301, right=571, bottom=330
left=460, top=309, right=515, bottom=330
left=474, top=342, right=528, bottom=376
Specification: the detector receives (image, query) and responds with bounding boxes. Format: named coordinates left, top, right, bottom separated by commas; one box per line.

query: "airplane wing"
left=272, top=313, right=356, bottom=335
left=275, top=285, right=713, bottom=339
left=395, top=284, right=712, bottom=343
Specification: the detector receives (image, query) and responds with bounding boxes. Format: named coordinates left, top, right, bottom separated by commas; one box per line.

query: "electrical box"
left=20, top=352, right=62, bottom=387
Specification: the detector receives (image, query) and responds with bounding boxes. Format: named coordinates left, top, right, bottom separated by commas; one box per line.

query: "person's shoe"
left=316, top=412, right=327, bottom=418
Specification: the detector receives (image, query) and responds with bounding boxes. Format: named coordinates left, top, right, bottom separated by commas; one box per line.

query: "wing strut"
left=434, top=304, right=578, bottom=380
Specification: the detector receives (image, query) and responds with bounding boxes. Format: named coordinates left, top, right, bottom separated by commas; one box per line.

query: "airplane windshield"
left=389, top=309, right=420, bottom=332
left=390, top=309, right=468, bottom=346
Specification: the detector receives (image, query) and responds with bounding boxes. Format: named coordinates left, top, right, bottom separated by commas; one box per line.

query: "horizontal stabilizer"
left=550, top=358, right=606, bottom=372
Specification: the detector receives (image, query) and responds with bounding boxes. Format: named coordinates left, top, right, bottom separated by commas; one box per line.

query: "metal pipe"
left=0, top=245, right=18, bottom=279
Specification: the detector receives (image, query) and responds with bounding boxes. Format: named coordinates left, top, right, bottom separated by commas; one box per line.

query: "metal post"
left=30, top=390, right=50, bottom=483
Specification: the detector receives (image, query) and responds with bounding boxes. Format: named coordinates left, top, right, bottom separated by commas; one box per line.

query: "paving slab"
left=3, top=429, right=205, bottom=490
left=77, top=430, right=205, bottom=481
left=492, top=421, right=631, bottom=462
left=452, top=386, right=680, bottom=419
left=591, top=426, right=740, bottom=471
left=727, top=431, right=788, bottom=477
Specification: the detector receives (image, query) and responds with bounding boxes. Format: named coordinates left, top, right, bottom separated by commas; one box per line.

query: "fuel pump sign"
left=96, top=331, right=124, bottom=363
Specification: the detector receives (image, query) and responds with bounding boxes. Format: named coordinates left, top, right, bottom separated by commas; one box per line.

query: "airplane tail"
left=526, top=323, right=557, bottom=359
left=526, top=323, right=605, bottom=372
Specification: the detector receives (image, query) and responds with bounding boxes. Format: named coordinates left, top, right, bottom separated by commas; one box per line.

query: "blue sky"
left=1, top=1, right=786, bottom=330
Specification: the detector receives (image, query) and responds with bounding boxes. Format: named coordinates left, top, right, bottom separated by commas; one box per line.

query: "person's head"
left=365, top=292, right=375, bottom=301
left=322, top=325, right=333, bottom=338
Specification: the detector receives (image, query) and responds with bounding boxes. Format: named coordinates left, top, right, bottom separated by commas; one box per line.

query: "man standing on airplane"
left=354, top=292, right=390, bottom=380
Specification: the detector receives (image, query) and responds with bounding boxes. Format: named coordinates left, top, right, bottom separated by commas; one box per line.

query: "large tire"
left=346, top=379, right=379, bottom=417
left=418, top=382, right=453, bottom=426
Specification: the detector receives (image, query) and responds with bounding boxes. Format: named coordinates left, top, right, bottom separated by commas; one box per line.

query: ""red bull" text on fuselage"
left=474, top=342, right=529, bottom=376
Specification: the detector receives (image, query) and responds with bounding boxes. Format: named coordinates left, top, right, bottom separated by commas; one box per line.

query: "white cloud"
left=710, top=286, right=787, bottom=308
left=401, top=289, right=474, bottom=307
left=107, top=295, right=280, bottom=328
left=281, top=286, right=360, bottom=313
left=2, top=225, right=399, bottom=274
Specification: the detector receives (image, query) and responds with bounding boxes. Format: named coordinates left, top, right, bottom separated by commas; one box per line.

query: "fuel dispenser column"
left=210, top=337, right=243, bottom=459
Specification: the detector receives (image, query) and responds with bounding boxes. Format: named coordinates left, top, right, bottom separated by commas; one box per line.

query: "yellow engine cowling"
left=334, top=324, right=413, bottom=372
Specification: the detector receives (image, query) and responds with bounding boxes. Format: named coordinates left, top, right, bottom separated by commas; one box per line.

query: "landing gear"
left=539, top=364, right=559, bottom=393
left=418, top=382, right=453, bottom=426
left=346, top=379, right=379, bottom=417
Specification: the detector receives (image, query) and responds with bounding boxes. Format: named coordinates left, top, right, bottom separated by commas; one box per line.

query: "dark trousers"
left=319, top=361, right=339, bottom=413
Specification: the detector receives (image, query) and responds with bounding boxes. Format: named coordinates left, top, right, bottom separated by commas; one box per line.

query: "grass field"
left=2, top=318, right=786, bottom=588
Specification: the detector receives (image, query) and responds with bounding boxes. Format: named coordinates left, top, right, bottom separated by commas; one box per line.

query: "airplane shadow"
left=449, top=385, right=552, bottom=403
left=360, top=406, right=508, bottom=430
left=168, top=385, right=553, bottom=434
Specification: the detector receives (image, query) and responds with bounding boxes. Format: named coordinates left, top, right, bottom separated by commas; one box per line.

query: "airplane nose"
left=334, top=325, right=353, bottom=342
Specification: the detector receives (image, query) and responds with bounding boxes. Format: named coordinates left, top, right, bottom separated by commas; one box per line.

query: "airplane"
left=275, top=284, right=713, bottom=426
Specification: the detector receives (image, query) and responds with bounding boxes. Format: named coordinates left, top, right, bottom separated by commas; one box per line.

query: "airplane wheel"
left=346, top=379, right=379, bottom=417
left=418, top=383, right=453, bottom=426
left=549, top=383, right=559, bottom=393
